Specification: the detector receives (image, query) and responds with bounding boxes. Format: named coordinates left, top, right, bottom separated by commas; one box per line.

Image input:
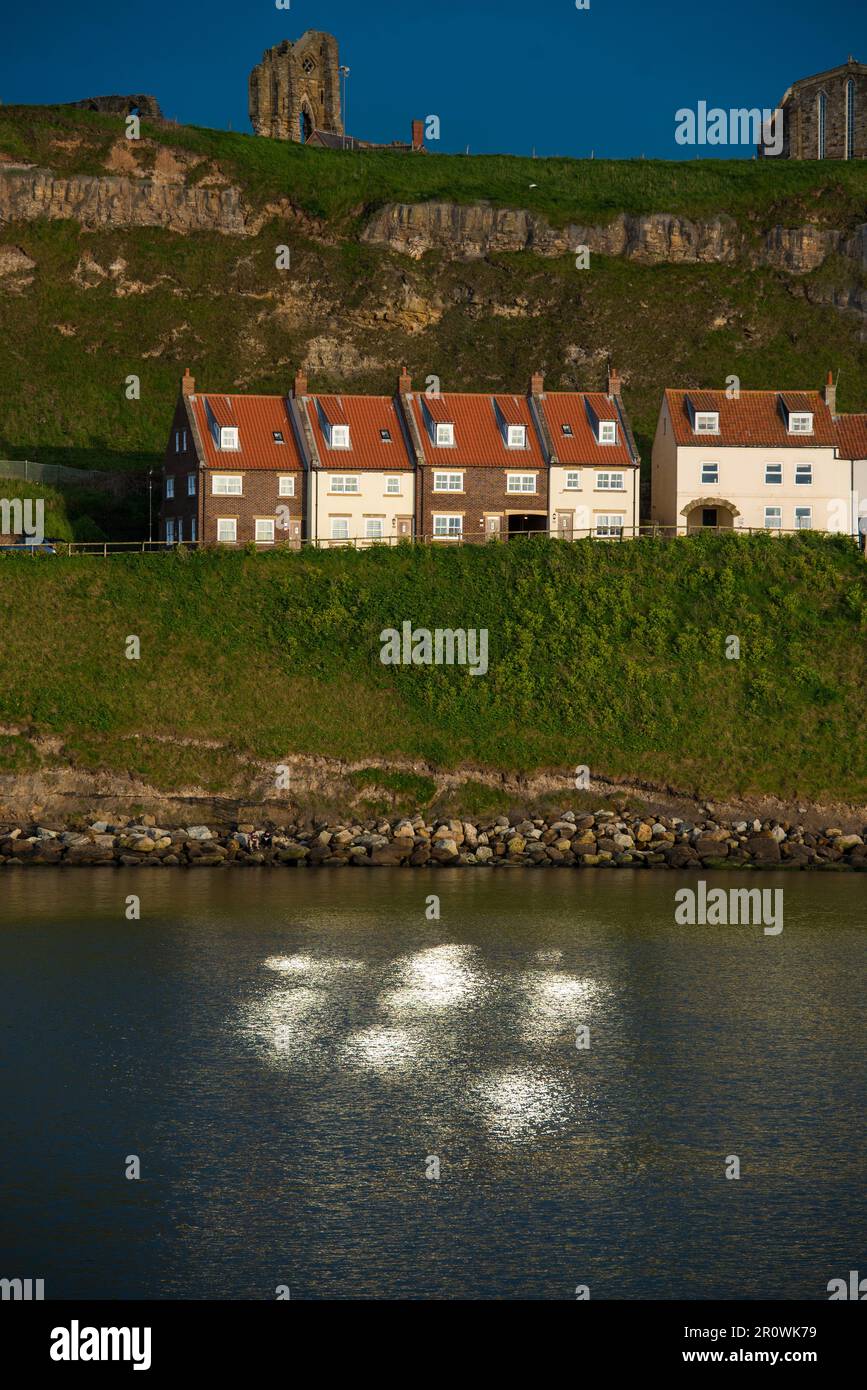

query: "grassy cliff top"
left=2, top=104, right=867, bottom=230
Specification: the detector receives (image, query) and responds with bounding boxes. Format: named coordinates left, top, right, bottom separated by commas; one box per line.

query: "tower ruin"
left=248, top=32, right=343, bottom=142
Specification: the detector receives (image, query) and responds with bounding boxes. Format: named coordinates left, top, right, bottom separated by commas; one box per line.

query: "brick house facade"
left=399, top=369, right=639, bottom=542
left=160, top=367, right=641, bottom=546
left=160, top=370, right=306, bottom=547
left=401, top=384, right=550, bottom=543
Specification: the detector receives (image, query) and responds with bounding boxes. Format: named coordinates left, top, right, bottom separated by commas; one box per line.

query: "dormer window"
left=694, top=412, right=719, bottom=434
left=436, top=422, right=454, bottom=448
left=220, top=426, right=239, bottom=451
left=330, top=424, right=350, bottom=449
left=507, top=425, right=527, bottom=449
left=598, top=421, right=618, bottom=445
left=788, top=413, right=813, bottom=435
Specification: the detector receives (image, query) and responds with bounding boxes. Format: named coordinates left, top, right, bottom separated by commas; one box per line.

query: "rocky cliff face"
left=2, top=165, right=864, bottom=289
left=361, top=201, right=867, bottom=277
left=0, top=166, right=307, bottom=238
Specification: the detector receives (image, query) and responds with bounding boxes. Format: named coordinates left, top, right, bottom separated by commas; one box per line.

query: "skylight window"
left=561, top=424, right=574, bottom=437
left=273, top=431, right=284, bottom=444
left=380, top=429, right=393, bottom=442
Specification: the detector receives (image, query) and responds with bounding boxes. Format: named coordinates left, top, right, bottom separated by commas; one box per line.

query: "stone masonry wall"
left=782, top=64, right=867, bottom=159
left=249, top=32, right=343, bottom=142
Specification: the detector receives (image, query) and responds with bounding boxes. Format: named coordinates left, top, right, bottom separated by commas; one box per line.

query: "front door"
left=558, top=511, right=574, bottom=541
left=485, top=514, right=502, bottom=540
left=396, top=515, right=413, bottom=541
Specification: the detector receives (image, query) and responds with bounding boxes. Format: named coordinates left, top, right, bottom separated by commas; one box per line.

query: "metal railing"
left=0, top=459, right=144, bottom=494
left=6, top=523, right=861, bottom=556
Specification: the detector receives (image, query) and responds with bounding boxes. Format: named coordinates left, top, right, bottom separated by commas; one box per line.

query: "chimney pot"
left=399, top=365, right=412, bottom=394
left=608, top=366, right=622, bottom=398
left=823, top=370, right=837, bottom=415
left=530, top=370, right=545, bottom=396
left=181, top=367, right=195, bottom=396
left=294, top=368, right=308, bottom=398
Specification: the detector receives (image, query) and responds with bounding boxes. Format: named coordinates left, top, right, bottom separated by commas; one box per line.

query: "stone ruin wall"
left=248, top=32, right=343, bottom=142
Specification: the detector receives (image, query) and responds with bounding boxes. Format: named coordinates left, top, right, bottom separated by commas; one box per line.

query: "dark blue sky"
left=2, top=0, right=865, bottom=158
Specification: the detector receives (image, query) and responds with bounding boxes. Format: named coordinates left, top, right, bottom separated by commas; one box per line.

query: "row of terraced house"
left=159, top=367, right=867, bottom=547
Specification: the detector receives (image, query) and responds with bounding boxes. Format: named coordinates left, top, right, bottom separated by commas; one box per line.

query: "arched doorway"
left=681, top=498, right=740, bottom=533
left=299, top=108, right=313, bottom=142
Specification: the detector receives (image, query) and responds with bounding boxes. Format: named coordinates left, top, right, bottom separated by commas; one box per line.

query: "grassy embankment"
left=0, top=535, right=864, bottom=813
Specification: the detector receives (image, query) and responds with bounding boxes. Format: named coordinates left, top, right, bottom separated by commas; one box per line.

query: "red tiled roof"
left=404, top=393, right=546, bottom=468
left=305, top=395, right=414, bottom=470
left=836, top=414, right=867, bottom=460
left=664, top=389, right=838, bottom=447
left=188, top=394, right=304, bottom=470
left=538, top=392, right=636, bottom=466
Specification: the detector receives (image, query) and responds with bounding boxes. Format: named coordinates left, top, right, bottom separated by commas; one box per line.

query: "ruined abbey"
left=249, top=32, right=344, bottom=143
left=248, top=31, right=424, bottom=153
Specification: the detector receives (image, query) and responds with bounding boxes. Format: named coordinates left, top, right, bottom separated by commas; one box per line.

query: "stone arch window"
left=302, top=56, right=316, bottom=75
left=846, top=79, right=856, bottom=159
left=817, top=90, right=827, bottom=158
left=299, top=106, right=313, bottom=142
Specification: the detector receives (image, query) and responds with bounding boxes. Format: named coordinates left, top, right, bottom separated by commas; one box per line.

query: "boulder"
left=746, top=834, right=781, bottom=864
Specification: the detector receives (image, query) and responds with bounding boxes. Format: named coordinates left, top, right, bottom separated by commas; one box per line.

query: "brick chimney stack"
left=294, top=368, right=308, bottom=398
left=823, top=369, right=837, bottom=415
left=181, top=367, right=195, bottom=396
left=608, top=366, right=622, bottom=399
left=530, top=371, right=545, bottom=397
left=398, top=365, right=412, bottom=394
left=411, top=120, right=424, bottom=151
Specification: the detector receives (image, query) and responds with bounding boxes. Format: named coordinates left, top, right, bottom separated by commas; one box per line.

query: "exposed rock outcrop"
left=2, top=163, right=864, bottom=292
left=361, top=204, right=744, bottom=264
left=0, top=168, right=253, bottom=236
left=361, top=201, right=867, bottom=282
left=0, top=244, right=36, bottom=291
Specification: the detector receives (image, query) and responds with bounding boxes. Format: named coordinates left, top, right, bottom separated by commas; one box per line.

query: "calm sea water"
left=0, top=867, right=864, bottom=1300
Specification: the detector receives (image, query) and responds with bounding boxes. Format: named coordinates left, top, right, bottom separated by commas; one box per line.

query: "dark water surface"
left=0, top=867, right=864, bottom=1300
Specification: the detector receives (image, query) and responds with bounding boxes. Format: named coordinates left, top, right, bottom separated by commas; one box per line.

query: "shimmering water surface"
left=0, top=868, right=864, bottom=1300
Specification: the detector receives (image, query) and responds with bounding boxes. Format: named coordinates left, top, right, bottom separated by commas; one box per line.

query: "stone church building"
left=249, top=32, right=344, bottom=143
left=770, top=56, right=866, bottom=159
left=248, top=31, right=424, bottom=152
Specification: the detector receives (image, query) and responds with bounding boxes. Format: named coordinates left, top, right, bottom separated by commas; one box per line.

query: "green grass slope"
left=0, top=536, right=864, bottom=805
left=4, top=105, right=867, bottom=230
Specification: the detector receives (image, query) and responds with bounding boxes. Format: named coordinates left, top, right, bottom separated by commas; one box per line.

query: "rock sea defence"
left=1, top=810, right=864, bottom=870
